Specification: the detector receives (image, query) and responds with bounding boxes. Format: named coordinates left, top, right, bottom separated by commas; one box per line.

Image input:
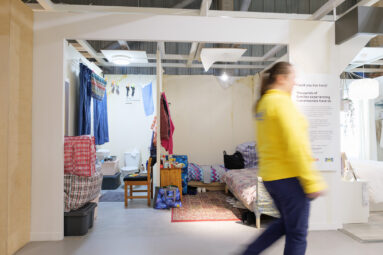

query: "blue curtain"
left=78, top=63, right=92, bottom=136
left=93, top=90, right=109, bottom=145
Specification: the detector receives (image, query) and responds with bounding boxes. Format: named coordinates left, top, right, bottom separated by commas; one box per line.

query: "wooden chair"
left=124, top=157, right=153, bottom=207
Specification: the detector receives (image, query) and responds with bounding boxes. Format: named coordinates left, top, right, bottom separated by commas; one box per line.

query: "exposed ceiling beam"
left=157, top=42, right=166, bottom=58
left=185, top=0, right=213, bottom=68
left=200, top=0, right=213, bottom=16
left=187, top=43, right=199, bottom=67
left=350, top=67, right=383, bottom=73
left=337, top=0, right=380, bottom=20
left=207, top=10, right=335, bottom=21
left=92, top=52, right=277, bottom=63
left=36, top=0, right=55, bottom=10
left=371, top=60, right=383, bottom=66
left=262, top=45, right=285, bottom=61
left=76, top=40, right=107, bottom=65
left=240, top=0, right=252, bottom=11
left=310, top=0, right=346, bottom=20
left=195, top=43, right=205, bottom=61
left=117, top=40, right=130, bottom=50
left=100, top=62, right=265, bottom=70
left=28, top=3, right=336, bottom=21
left=173, top=0, right=198, bottom=9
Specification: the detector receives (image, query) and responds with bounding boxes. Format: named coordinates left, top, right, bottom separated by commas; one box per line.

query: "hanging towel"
left=78, top=63, right=92, bottom=135
left=160, top=94, right=170, bottom=140
left=94, top=91, right=109, bottom=145
left=91, top=72, right=107, bottom=100
left=142, top=82, right=154, bottom=116
left=160, top=93, right=175, bottom=154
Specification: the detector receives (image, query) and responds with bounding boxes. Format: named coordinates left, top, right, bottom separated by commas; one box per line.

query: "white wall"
left=99, top=75, right=156, bottom=168
left=163, top=75, right=255, bottom=165
left=65, top=43, right=102, bottom=136
left=374, top=76, right=383, bottom=160
left=32, top=11, right=373, bottom=240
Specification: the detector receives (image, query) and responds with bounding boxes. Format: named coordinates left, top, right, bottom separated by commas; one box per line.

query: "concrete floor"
left=342, top=212, right=383, bottom=242
left=17, top=201, right=383, bottom=255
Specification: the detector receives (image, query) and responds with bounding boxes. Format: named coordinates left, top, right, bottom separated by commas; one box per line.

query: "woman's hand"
left=306, top=191, right=324, bottom=200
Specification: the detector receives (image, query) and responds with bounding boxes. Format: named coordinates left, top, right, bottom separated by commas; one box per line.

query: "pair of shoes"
left=197, top=187, right=207, bottom=193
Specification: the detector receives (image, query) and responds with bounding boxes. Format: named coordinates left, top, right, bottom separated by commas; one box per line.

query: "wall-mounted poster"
left=292, top=74, right=340, bottom=171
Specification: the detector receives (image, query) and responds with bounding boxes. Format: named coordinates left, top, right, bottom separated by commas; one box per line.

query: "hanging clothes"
left=78, top=63, right=92, bottom=136
left=91, top=72, right=107, bottom=100
left=93, top=90, right=109, bottom=145
left=142, top=82, right=154, bottom=116
left=160, top=93, right=175, bottom=154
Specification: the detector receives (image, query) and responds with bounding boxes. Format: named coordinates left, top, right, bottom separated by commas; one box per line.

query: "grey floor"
left=342, top=212, right=383, bottom=243
left=17, top=201, right=383, bottom=255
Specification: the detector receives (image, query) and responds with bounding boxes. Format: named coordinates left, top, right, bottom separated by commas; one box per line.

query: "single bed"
left=187, top=163, right=227, bottom=190
left=223, top=169, right=279, bottom=228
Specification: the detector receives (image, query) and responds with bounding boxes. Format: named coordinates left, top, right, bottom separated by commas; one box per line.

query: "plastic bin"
left=90, top=194, right=101, bottom=221
left=101, top=159, right=119, bottom=175
left=64, top=202, right=97, bottom=236
left=102, top=172, right=121, bottom=190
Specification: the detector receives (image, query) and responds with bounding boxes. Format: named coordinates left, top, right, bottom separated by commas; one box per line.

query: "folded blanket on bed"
left=188, top=163, right=229, bottom=183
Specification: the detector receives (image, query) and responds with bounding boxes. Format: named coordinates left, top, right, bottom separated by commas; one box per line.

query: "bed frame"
left=188, top=181, right=226, bottom=191
left=225, top=177, right=280, bottom=228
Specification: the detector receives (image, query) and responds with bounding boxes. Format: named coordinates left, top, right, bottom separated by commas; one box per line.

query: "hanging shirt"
left=160, top=93, right=175, bottom=154
left=255, top=89, right=326, bottom=194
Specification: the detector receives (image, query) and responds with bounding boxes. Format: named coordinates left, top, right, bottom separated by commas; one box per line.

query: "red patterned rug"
left=171, top=192, right=241, bottom=222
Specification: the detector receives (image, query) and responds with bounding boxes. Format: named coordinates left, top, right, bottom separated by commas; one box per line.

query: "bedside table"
left=160, top=168, right=183, bottom=201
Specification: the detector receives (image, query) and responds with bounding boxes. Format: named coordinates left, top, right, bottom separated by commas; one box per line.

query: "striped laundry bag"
left=64, top=136, right=96, bottom=177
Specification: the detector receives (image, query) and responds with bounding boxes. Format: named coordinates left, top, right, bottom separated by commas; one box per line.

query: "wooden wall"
left=0, top=0, right=33, bottom=254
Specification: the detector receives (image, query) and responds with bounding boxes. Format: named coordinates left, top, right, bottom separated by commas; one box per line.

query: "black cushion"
left=123, top=174, right=148, bottom=182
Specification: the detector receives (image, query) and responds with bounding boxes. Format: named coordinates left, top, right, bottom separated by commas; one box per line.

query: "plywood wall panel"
left=0, top=0, right=32, bottom=254
left=0, top=0, right=11, bottom=254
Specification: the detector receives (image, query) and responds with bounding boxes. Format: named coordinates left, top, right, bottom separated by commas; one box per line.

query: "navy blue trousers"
left=242, top=177, right=310, bottom=255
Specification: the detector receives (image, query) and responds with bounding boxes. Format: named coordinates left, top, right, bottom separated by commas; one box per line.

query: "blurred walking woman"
left=242, top=62, right=326, bottom=255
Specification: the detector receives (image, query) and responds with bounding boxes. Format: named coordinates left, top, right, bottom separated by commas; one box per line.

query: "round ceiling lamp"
left=111, top=55, right=131, bottom=66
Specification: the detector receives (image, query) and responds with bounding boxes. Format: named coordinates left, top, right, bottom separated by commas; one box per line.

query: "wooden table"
left=160, top=167, right=182, bottom=201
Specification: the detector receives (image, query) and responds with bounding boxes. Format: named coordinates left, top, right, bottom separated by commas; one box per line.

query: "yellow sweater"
left=255, top=89, right=326, bottom=194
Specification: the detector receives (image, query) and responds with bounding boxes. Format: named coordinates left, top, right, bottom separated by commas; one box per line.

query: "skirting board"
left=309, top=223, right=342, bottom=231
left=30, top=232, right=63, bottom=241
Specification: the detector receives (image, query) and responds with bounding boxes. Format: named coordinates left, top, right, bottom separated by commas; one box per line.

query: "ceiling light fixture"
left=220, top=72, right=229, bottom=82
left=111, top=55, right=131, bottom=66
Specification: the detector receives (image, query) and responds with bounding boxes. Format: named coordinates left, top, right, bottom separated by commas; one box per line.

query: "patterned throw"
left=188, top=163, right=229, bottom=183
left=223, top=169, right=280, bottom=218
left=91, top=73, right=107, bottom=100
left=223, top=169, right=258, bottom=211
left=64, top=136, right=96, bottom=177
left=171, top=192, right=241, bottom=222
